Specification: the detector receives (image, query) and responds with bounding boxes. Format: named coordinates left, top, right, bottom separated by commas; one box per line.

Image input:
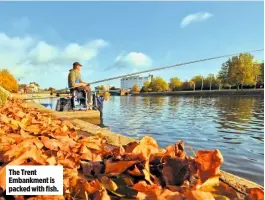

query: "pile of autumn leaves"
left=0, top=98, right=263, bottom=200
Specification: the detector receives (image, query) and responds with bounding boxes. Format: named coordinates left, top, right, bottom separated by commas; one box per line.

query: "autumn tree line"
left=131, top=53, right=264, bottom=93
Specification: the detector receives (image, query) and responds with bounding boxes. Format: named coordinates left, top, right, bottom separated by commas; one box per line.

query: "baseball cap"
left=73, top=62, right=83, bottom=67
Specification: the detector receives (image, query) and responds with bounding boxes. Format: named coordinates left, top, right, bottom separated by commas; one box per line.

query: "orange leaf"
left=195, top=149, right=223, bottom=183
left=247, top=188, right=264, bottom=200
left=132, top=136, right=159, bottom=160
left=27, top=196, right=65, bottom=200
left=185, top=190, right=215, bottom=200
left=41, top=136, right=60, bottom=151
left=24, top=124, right=41, bottom=134
left=105, top=160, right=138, bottom=175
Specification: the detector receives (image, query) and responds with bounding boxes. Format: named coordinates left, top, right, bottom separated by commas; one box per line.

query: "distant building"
left=121, top=75, right=153, bottom=90
left=27, top=82, right=40, bottom=93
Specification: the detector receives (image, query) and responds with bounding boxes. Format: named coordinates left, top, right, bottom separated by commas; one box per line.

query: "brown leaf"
left=133, top=181, right=182, bottom=200
left=132, top=136, right=160, bottom=160
left=195, top=149, right=223, bottom=183
left=27, top=196, right=65, bottom=200
left=127, top=165, right=143, bottom=176
left=0, top=114, right=10, bottom=124
left=247, top=188, right=264, bottom=200
left=41, top=136, right=60, bottom=151
left=162, top=157, right=190, bottom=186
left=185, top=190, right=215, bottom=200
left=123, top=141, right=139, bottom=153
left=93, top=188, right=111, bottom=200
left=105, top=160, right=138, bottom=175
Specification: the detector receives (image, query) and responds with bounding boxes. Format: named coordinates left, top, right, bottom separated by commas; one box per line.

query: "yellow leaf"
left=101, top=176, right=118, bottom=191
left=199, top=176, right=220, bottom=192
left=10, top=119, right=21, bottom=130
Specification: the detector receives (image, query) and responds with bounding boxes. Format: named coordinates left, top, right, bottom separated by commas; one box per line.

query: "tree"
left=98, top=85, right=106, bottom=91
left=131, top=84, right=140, bottom=93
left=189, top=80, right=195, bottom=91
left=218, top=60, right=231, bottom=89
left=252, top=62, right=264, bottom=88
left=0, top=69, right=19, bottom=92
left=191, top=75, right=204, bottom=90
left=142, top=81, right=151, bottom=92
left=149, top=77, right=168, bottom=92
left=48, top=87, right=56, bottom=95
left=169, top=77, right=182, bottom=91
left=216, top=78, right=222, bottom=90
left=228, top=53, right=257, bottom=90
left=204, top=74, right=219, bottom=90
left=260, top=62, right=264, bottom=84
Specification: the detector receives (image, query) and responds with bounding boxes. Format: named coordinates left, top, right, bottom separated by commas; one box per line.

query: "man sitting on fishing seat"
left=68, top=62, right=92, bottom=110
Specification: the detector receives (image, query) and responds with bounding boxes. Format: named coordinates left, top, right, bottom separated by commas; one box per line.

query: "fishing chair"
left=55, top=87, right=88, bottom=112
left=70, top=87, right=88, bottom=111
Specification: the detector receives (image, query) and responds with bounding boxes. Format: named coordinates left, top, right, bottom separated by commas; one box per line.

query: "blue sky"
left=0, top=2, right=263, bottom=89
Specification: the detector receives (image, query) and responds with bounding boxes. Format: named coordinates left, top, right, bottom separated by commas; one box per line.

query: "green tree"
left=149, top=77, right=168, bottom=92
left=253, top=62, right=264, bottom=88
left=131, top=84, right=140, bottom=93
left=204, top=74, right=218, bottom=90
left=228, top=53, right=257, bottom=89
left=218, top=60, right=231, bottom=89
left=169, top=77, right=182, bottom=91
left=191, top=75, right=204, bottom=90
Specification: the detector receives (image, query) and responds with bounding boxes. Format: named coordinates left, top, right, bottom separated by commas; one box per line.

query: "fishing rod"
left=87, top=49, right=264, bottom=85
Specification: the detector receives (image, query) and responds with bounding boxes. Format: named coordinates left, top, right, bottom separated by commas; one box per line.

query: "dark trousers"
left=72, top=86, right=91, bottom=105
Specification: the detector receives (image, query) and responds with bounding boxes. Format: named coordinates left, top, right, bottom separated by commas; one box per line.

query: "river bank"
left=133, top=89, right=264, bottom=97
left=0, top=96, right=263, bottom=199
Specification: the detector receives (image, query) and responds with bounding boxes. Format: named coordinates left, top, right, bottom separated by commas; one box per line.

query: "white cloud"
left=0, top=33, right=108, bottom=88
left=180, top=12, right=213, bottom=28
left=114, top=52, right=152, bottom=69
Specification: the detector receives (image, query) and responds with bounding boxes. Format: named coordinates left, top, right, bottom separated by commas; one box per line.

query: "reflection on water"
left=38, top=95, right=264, bottom=186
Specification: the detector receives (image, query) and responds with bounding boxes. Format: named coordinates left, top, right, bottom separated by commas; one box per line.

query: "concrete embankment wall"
left=133, top=89, right=264, bottom=97
left=24, top=100, right=136, bottom=147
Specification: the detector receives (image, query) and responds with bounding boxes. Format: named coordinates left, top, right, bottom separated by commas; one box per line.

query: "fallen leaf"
left=195, top=150, right=223, bottom=183
left=185, top=190, right=215, bottom=200
left=105, top=160, right=139, bottom=175
left=132, top=136, right=159, bottom=160
left=247, top=188, right=264, bottom=200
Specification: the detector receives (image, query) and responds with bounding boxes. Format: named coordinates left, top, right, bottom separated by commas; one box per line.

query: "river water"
left=37, top=95, right=264, bottom=186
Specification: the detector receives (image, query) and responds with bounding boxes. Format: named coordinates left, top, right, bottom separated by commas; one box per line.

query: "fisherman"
left=68, top=62, right=92, bottom=109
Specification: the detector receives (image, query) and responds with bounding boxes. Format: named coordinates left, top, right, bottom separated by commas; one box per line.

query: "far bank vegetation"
left=136, top=53, right=264, bottom=93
